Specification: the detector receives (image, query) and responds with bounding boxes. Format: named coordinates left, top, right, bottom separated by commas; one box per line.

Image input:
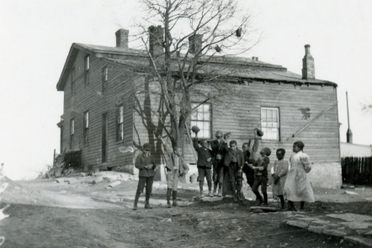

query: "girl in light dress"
left=271, top=148, right=289, bottom=209
left=284, top=141, right=315, bottom=211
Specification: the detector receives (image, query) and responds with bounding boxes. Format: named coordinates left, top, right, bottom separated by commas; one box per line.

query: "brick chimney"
left=148, top=25, right=164, bottom=58
left=302, top=44, right=315, bottom=80
left=115, top=29, right=129, bottom=49
left=188, top=34, right=203, bottom=54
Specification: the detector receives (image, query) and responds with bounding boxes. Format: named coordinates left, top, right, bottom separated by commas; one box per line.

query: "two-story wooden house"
left=56, top=28, right=341, bottom=188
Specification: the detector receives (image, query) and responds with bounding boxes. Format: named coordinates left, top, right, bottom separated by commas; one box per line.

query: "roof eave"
left=56, top=44, right=80, bottom=91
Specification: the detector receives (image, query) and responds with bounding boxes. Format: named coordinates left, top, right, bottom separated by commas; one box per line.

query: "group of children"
left=192, top=129, right=315, bottom=210
left=133, top=128, right=315, bottom=211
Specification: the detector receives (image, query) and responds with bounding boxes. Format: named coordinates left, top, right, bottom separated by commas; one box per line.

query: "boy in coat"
left=193, top=136, right=213, bottom=197
left=210, top=131, right=228, bottom=196
left=224, top=140, right=244, bottom=202
left=250, top=147, right=271, bottom=206
left=133, top=143, right=157, bottom=210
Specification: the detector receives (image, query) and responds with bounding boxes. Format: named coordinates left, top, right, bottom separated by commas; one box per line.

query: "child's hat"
left=260, top=147, right=271, bottom=156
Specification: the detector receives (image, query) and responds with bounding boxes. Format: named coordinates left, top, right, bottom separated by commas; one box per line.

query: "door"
left=102, top=112, right=108, bottom=163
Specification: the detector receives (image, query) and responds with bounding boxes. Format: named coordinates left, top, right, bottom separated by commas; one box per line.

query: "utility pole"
left=346, top=91, right=353, bottom=143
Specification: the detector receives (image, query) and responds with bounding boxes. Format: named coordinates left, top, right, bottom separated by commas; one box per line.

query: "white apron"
left=284, top=151, right=315, bottom=202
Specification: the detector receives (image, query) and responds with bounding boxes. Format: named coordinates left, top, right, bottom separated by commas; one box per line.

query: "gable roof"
left=56, top=43, right=337, bottom=91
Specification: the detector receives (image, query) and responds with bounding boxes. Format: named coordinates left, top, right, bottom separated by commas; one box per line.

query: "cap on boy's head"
left=260, top=147, right=271, bottom=156
left=215, top=130, right=223, bottom=138
left=143, top=143, right=151, bottom=151
left=293, top=140, right=305, bottom=150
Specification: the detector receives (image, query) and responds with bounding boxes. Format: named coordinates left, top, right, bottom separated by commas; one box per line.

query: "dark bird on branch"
left=215, top=45, right=222, bottom=53
left=236, top=27, right=242, bottom=37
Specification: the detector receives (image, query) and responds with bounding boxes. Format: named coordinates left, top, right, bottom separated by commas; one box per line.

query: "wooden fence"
left=341, top=156, right=372, bottom=185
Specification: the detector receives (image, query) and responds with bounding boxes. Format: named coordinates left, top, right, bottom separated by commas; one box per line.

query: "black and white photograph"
left=1, top=0, right=372, bottom=247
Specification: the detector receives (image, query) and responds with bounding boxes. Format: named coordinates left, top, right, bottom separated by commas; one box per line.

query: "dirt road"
left=0, top=175, right=368, bottom=248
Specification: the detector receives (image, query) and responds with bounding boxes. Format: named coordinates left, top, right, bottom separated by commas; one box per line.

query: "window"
left=117, top=105, right=124, bottom=141
left=83, top=111, right=89, bottom=145
left=84, top=55, right=90, bottom=85
left=191, top=103, right=211, bottom=139
left=70, top=118, right=75, bottom=149
left=85, top=55, right=90, bottom=71
left=70, top=118, right=75, bottom=135
left=102, top=66, right=108, bottom=93
left=71, top=67, right=75, bottom=95
left=261, top=107, right=280, bottom=140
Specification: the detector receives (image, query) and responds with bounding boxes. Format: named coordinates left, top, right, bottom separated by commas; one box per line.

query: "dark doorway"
left=102, top=112, right=108, bottom=163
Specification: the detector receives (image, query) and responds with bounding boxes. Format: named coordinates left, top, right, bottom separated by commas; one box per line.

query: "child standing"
left=284, top=141, right=315, bottom=211
left=193, top=137, right=213, bottom=197
left=210, top=131, right=228, bottom=196
left=161, top=137, right=189, bottom=208
left=224, top=140, right=244, bottom=202
left=271, top=148, right=289, bottom=209
left=242, top=143, right=254, bottom=189
left=133, top=143, right=157, bottom=210
left=250, top=147, right=271, bottom=206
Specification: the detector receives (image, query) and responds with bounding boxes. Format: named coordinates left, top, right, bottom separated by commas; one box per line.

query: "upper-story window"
left=261, top=107, right=280, bottom=140
left=84, top=55, right=90, bottom=85
left=102, top=66, right=108, bottom=93
left=85, top=55, right=90, bottom=71
left=117, top=105, right=124, bottom=141
left=83, top=111, right=89, bottom=145
left=70, top=118, right=75, bottom=135
left=191, top=103, right=211, bottom=139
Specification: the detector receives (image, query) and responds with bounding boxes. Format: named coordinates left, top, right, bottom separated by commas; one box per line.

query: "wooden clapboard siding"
left=61, top=51, right=137, bottom=172
left=61, top=52, right=340, bottom=172
left=181, top=80, right=340, bottom=164
left=131, top=79, right=340, bottom=166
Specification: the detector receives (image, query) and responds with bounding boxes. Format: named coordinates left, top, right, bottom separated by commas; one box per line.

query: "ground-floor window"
left=83, top=111, right=89, bottom=145
left=261, top=107, right=280, bottom=140
left=117, top=105, right=124, bottom=141
left=191, top=103, right=211, bottom=139
left=70, top=118, right=75, bottom=149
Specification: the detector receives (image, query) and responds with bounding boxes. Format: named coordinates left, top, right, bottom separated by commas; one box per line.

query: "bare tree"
left=132, top=0, right=254, bottom=160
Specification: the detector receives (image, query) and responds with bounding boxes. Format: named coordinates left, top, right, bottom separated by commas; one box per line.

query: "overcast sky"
left=1, top=0, right=371, bottom=180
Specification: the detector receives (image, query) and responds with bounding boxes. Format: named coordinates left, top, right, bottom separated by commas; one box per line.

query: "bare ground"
left=0, top=175, right=369, bottom=248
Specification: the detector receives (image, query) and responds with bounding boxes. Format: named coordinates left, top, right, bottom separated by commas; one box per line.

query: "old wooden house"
left=56, top=28, right=341, bottom=188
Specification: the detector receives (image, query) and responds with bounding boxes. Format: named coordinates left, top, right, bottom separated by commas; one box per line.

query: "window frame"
left=83, top=111, right=89, bottom=145
left=85, top=55, right=90, bottom=71
left=117, top=105, right=124, bottom=141
left=102, top=66, right=108, bottom=93
left=84, top=55, right=90, bottom=86
left=190, top=102, right=212, bottom=139
left=260, top=106, right=281, bottom=141
left=70, top=118, right=75, bottom=149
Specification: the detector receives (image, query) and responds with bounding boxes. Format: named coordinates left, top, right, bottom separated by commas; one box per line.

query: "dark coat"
left=242, top=150, right=254, bottom=175
left=193, top=139, right=213, bottom=168
left=224, top=148, right=244, bottom=168
left=135, top=152, right=156, bottom=177
left=253, top=156, right=270, bottom=178
left=210, top=139, right=228, bottom=163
